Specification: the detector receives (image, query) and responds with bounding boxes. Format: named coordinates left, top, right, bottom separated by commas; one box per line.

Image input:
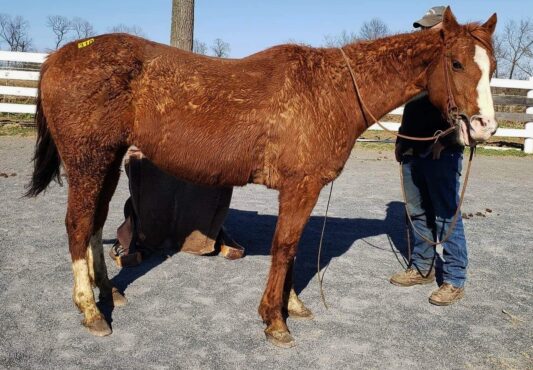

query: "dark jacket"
left=397, top=93, right=463, bottom=156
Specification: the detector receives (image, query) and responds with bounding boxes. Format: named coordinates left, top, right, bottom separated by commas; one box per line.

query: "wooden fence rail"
left=1, top=50, right=533, bottom=153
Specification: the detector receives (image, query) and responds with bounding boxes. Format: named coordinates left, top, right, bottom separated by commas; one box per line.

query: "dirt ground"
left=0, top=136, right=531, bottom=369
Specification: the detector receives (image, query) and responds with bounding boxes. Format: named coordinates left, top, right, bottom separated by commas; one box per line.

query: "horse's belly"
left=133, top=131, right=257, bottom=187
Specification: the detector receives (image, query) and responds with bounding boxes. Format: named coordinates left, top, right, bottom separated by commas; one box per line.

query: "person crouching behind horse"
left=389, top=6, right=467, bottom=306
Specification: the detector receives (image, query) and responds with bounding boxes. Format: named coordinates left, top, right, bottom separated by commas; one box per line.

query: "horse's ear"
left=442, top=7, right=460, bottom=34
left=482, top=13, right=497, bottom=35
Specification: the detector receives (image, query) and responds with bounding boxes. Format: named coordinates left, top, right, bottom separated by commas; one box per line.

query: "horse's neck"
left=340, top=30, right=442, bottom=128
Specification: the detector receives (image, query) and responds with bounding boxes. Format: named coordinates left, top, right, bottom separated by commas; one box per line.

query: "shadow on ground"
left=109, top=201, right=409, bottom=306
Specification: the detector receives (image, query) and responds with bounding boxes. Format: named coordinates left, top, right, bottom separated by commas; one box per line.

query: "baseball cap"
left=413, top=6, right=446, bottom=28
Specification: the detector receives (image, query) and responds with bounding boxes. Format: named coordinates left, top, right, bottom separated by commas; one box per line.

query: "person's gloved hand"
left=432, top=141, right=445, bottom=160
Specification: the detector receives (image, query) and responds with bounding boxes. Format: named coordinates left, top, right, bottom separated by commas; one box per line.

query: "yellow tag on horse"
left=77, top=38, right=94, bottom=49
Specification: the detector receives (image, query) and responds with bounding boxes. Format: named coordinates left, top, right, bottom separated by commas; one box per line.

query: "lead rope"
left=337, top=47, right=475, bottom=278
left=339, top=48, right=458, bottom=142
left=316, top=180, right=334, bottom=309
left=400, top=146, right=474, bottom=246
left=317, top=48, right=473, bottom=303
left=400, top=146, right=475, bottom=277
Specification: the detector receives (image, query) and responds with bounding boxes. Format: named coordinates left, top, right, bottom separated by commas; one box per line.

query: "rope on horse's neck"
left=319, top=49, right=473, bottom=300
left=338, top=48, right=457, bottom=142
left=339, top=46, right=476, bottom=273
left=316, top=180, right=334, bottom=309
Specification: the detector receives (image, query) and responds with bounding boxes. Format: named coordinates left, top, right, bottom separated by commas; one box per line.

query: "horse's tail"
left=25, top=70, right=62, bottom=197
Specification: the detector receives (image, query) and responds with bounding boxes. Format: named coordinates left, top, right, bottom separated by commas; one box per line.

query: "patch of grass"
left=356, top=141, right=531, bottom=158
left=356, top=142, right=395, bottom=151
left=0, top=113, right=34, bottom=121
left=0, top=124, right=36, bottom=137
left=496, top=120, right=527, bottom=129
left=0, top=78, right=38, bottom=88
left=474, top=147, right=528, bottom=157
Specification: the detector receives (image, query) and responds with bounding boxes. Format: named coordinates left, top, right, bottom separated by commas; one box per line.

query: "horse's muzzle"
left=459, top=114, right=498, bottom=147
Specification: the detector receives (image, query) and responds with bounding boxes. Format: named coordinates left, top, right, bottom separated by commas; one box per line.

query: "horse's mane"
left=349, top=22, right=494, bottom=54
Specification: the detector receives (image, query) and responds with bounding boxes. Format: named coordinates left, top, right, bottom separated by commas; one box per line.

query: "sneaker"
left=429, top=283, right=465, bottom=306
left=389, top=267, right=435, bottom=287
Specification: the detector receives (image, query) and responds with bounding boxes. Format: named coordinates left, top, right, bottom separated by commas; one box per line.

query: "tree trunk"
left=508, top=60, right=516, bottom=80
left=170, top=0, right=194, bottom=51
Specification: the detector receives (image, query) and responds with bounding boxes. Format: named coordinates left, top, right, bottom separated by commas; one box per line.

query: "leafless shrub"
left=358, top=18, right=390, bottom=40
left=211, top=38, right=230, bottom=57
left=0, top=14, right=32, bottom=51
left=109, top=24, right=146, bottom=38
left=47, top=15, right=72, bottom=50
left=495, top=19, right=533, bottom=80
left=71, top=17, right=95, bottom=40
left=193, top=39, right=208, bottom=55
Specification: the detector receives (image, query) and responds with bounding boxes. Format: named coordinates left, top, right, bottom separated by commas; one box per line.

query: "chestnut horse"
left=27, top=8, right=497, bottom=347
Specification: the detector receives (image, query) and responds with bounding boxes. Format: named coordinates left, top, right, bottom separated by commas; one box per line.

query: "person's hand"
left=432, top=141, right=445, bottom=160
left=395, top=143, right=403, bottom=162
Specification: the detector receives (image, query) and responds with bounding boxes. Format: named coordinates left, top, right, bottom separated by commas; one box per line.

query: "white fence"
left=1, top=50, right=533, bottom=153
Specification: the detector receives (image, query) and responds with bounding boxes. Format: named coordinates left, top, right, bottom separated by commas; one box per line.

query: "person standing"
left=389, top=6, right=467, bottom=306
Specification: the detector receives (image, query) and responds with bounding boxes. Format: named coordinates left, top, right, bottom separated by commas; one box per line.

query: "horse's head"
left=426, top=7, right=498, bottom=146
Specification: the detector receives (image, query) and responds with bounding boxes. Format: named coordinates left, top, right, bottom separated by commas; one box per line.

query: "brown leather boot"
left=429, top=283, right=465, bottom=306
left=108, top=242, right=142, bottom=268
left=389, top=267, right=435, bottom=287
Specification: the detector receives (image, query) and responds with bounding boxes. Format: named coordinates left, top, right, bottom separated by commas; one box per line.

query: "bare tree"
left=0, top=14, right=33, bottom=51
left=211, top=38, right=230, bottom=57
left=47, top=15, right=72, bottom=49
left=496, top=19, right=533, bottom=79
left=170, top=0, right=194, bottom=50
left=71, top=17, right=95, bottom=39
left=110, top=24, right=146, bottom=37
left=323, top=30, right=358, bottom=47
left=193, top=39, right=208, bottom=54
left=358, top=18, right=390, bottom=40
left=492, top=34, right=508, bottom=78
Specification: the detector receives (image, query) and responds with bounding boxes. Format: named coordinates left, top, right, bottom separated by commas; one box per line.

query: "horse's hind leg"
left=66, top=149, right=124, bottom=336
left=68, top=184, right=110, bottom=336
left=87, top=153, right=127, bottom=307
left=259, top=179, right=321, bottom=348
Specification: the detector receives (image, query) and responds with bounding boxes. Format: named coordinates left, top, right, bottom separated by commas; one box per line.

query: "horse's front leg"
left=259, top=179, right=321, bottom=348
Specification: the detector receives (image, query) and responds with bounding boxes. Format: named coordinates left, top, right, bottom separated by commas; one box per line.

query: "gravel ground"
left=0, top=136, right=532, bottom=370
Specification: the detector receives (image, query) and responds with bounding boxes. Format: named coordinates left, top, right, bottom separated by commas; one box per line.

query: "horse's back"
left=39, top=33, right=336, bottom=188
left=39, top=33, right=156, bottom=146
left=128, top=42, right=296, bottom=187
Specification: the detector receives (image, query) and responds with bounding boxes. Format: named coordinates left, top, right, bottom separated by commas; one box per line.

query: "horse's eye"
left=452, top=60, right=464, bottom=71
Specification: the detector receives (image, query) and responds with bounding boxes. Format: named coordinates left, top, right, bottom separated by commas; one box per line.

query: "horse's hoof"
left=112, top=288, right=127, bottom=307
left=288, top=306, right=314, bottom=320
left=83, top=317, right=112, bottom=337
left=265, top=329, right=296, bottom=349
left=288, top=291, right=314, bottom=320
left=100, top=287, right=127, bottom=307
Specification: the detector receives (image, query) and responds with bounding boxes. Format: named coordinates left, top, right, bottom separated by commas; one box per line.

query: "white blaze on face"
left=473, top=45, right=495, bottom=119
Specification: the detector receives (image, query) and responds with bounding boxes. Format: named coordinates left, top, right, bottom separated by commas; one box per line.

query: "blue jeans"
left=401, top=149, right=468, bottom=288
